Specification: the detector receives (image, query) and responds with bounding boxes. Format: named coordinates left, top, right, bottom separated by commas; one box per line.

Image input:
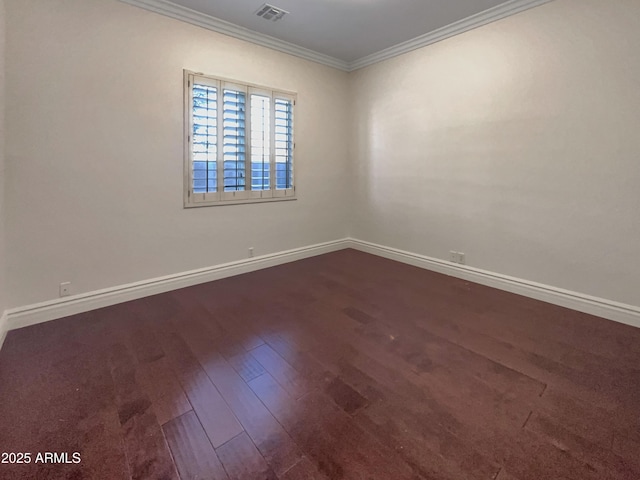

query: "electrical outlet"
left=248, top=247, right=254, bottom=258
left=449, top=251, right=466, bottom=265
left=59, top=282, right=72, bottom=297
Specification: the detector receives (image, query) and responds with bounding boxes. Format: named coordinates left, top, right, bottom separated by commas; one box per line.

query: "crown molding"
left=348, top=0, right=553, bottom=71
left=120, top=0, right=553, bottom=72
left=117, top=0, right=351, bottom=71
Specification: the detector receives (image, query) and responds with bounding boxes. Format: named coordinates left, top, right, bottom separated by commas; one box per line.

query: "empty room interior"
left=1, top=0, right=639, bottom=478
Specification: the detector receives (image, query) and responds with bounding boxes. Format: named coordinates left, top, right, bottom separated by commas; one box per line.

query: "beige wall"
left=350, top=0, right=640, bottom=306
left=0, top=0, right=6, bottom=315
left=5, top=0, right=350, bottom=307
left=3, top=0, right=639, bottom=312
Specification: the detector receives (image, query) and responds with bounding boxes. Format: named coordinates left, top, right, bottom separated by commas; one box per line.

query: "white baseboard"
left=0, top=311, right=8, bottom=351
left=348, top=238, right=640, bottom=329
left=5, top=238, right=350, bottom=333
left=3, top=236, right=638, bottom=350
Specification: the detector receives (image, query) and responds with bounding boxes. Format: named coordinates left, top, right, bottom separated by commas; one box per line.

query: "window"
left=184, top=71, right=296, bottom=207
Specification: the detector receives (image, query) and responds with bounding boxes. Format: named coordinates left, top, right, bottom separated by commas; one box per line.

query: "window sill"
left=184, top=196, right=297, bottom=208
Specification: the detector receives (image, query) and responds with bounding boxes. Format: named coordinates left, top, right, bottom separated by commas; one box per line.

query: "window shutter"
left=273, top=96, right=294, bottom=197
left=192, top=82, right=218, bottom=195
left=222, top=87, right=247, bottom=197
left=250, top=91, right=271, bottom=197
left=185, top=71, right=296, bottom=207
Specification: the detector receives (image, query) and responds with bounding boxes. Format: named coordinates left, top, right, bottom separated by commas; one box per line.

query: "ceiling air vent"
left=255, top=3, right=289, bottom=22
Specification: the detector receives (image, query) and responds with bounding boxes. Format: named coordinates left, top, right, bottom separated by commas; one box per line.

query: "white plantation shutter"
left=192, top=84, right=217, bottom=194
left=185, top=71, right=295, bottom=206
left=188, top=75, right=220, bottom=203
left=250, top=92, right=271, bottom=191
left=221, top=85, right=248, bottom=201
left=273, top=94, right=294, bottom=197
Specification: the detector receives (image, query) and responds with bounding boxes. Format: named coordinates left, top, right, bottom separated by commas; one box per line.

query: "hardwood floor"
left=1, top=249, right=639, bottom=479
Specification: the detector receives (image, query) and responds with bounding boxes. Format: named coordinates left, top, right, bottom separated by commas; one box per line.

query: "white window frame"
left=184, top=70, right=296, bottom=208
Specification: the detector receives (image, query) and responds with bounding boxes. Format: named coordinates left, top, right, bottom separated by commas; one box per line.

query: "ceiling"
left=123, top=0, right=551, bottom=70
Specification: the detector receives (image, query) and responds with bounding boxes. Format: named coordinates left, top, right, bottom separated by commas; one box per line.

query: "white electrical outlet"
left=59, top=282, right=72, bottom=297
left=449, top=251, right=466, bottom=264
left=248, top=247, right=254, bottom=258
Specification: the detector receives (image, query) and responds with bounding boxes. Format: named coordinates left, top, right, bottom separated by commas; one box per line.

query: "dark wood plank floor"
left=1, top=249, right=639, bottom=480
